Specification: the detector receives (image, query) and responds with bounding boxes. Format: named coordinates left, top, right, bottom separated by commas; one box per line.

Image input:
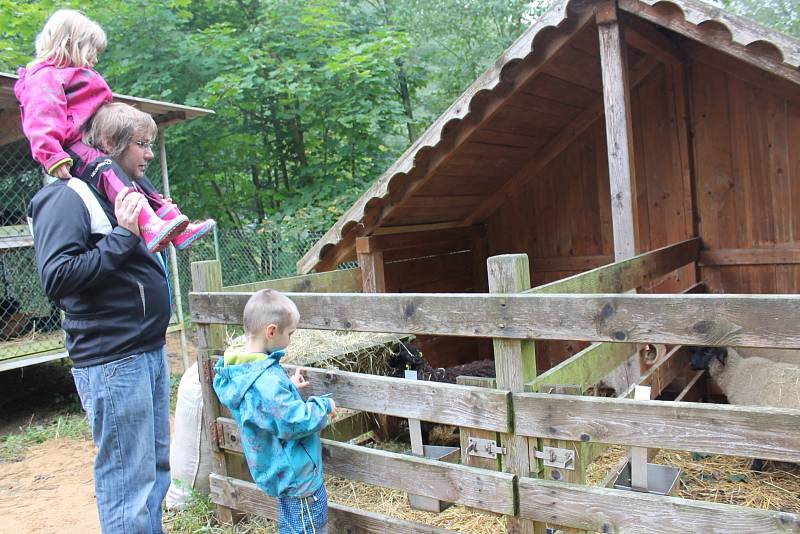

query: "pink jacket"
left=14, top=60, right=113, bottom=173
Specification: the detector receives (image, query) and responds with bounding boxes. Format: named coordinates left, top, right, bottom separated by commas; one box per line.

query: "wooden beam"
left=463, top=53, right=660, bottom=226
left=620, top=12, right=684, bottom=66
left=598, top=3, right=639, bottom=261
left=279, top=365, right=511, bottom=432
left=528, top=342, right=636, bottom=393
left=526, top=238, right=699, bottom=294
left=0, top=225, right=33, bottom=250
left=674, top=369, right=706, bottom=402
left=356, top=226, right=479, bottom=254
left=209, top=474, right=458, bottom=534
left=213, top=426, right=516, bottom=515
left=699, top=248, right=800, bottom=266
left=530, top=255, right=613, bottom=273
left=621, top=346, right=687, bottom=399
left=357, top=249, right=387, bottom=293
left=457, top=376, right=500, bottom=471
left=512, top=392, right=800, bottom=462
left=223, top=268, right=361, bottom=293
left=518, top=477, right=800, bottom=532
left=487, top=254, right=542, bottom=534
left=298, top=6, right=597, bottom=274
left=190, top=291, right=800, bottom=349
left=619, top=0, right=800, bottom=87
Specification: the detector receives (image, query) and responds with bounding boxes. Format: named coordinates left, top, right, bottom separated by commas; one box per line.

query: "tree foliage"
left=1, top=0, right=556, bottom=234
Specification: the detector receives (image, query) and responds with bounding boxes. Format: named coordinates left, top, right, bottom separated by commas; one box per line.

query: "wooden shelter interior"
left=299, top=0, right=800, bottom=394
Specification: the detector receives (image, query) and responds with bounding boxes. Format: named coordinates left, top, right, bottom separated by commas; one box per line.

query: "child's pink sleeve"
left=17, top=68, right=73, bottom=173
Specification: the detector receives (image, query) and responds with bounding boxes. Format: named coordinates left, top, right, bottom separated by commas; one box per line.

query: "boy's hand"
left=291, top=367, right=309, bottom=389
left=328, top=398, right=337, bottom=419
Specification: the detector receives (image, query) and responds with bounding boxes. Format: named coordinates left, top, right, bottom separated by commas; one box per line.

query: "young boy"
left=214, top=289, right=337, bottom=534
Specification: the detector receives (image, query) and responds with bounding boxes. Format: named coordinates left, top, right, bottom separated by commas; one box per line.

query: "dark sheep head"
left=688, top=346, right=728, bottom=370
left=388, top=342, right=424, bottom=372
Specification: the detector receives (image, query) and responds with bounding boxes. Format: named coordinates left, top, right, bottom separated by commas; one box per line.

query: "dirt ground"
left=0, top=439, right=99, bottom=534
left=0, top=331, right=191, bottom=534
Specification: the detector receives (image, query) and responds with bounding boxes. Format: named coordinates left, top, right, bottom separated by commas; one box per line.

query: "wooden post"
left=487, top=254, right=543, bottom=534
left=597, top=3, right=639, bottom=262
left=191, top=260, right=241, bottom=525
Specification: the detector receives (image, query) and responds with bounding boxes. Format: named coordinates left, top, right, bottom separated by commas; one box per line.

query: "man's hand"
left=290, top=367, right=310, bottom=389
left=51, top=164, right=71, bottom=180
left=114, top=187, right=145, bottom=236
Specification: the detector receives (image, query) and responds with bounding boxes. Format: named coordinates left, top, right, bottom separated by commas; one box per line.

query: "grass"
left=163, top=492, right=277, bottom=534
left=0, top=404, right=91, bottom=462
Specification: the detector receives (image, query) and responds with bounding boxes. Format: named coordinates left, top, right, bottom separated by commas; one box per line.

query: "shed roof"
left=298, top=0, right=800, bottom=273
left=0, top=72, right=212, bottom=148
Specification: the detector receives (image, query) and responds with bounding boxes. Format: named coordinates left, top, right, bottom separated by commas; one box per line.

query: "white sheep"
left=706, top=348, right=800, bottom=409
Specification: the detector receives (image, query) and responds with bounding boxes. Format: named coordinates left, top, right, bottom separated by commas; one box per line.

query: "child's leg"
left=66, top=141, right=188, bottom=253
left=278, top=485, right=328, bottom=534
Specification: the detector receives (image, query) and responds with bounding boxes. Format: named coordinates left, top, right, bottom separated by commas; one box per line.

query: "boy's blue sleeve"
left=244, top=377, right=332, bottom=441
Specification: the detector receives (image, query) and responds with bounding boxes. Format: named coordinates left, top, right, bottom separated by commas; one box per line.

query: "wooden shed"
left=298, top=0, right=800, bottom=373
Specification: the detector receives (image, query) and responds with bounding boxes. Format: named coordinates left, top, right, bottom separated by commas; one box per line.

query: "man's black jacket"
left=28, top=176, right=171, bottom=368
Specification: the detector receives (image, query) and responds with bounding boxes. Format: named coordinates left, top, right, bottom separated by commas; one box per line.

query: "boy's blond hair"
left=83, top=102, right=157, bottom=159
left=243, top=289, right=299, bottom=339
left=34, top=9, right=107, bottom=69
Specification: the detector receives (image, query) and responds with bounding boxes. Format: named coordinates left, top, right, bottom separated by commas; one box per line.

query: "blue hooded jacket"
left=213, top=349, right=333, bottom=497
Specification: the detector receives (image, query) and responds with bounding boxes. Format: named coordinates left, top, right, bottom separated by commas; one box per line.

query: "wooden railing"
left=189, top=240, right=800, bottom=533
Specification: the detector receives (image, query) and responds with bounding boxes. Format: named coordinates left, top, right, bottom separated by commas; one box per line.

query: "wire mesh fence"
left=0, top=139, right=64, bottom=362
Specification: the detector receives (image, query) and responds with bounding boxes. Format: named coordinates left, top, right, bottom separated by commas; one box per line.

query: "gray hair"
left=243, top=289, right=299, bottom=339
left=83, top=102, right=157, bottom=158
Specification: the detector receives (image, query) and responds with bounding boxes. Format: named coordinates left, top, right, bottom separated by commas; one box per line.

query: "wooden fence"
left=189, top=240, right=800, bottom=533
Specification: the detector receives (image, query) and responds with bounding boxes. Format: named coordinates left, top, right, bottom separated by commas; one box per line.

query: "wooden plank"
left=190, top=259, right=240, bottom=524
left=464, top=54, right=660, bottom=226
left=223, top=268, right=361, bottom=293
left=210, top=474, right=458, bottom=534
left=279, top=365, right=511, bottom=432
left=512, top=393, right=800, bottom=462
left=530, top=255, right=613, bottom=273
left=526, top=238, right=699, bottom=294
left=0, top=350, right=68, bottom=373
left=487, top=254, right=542, bottom=534
left=213, top=425, right=516, bottom=515
left=700, top=248, right=800, bottom=266
left=0, top=225, right=33, bottom=249
left=527, top=342, right=636, bottom=393
left=619, top=0, right=800, bottom=87
left=598, top=5, right=639, bottom=261
left=518, top=477, right=800, bottom=533
left=357, top=227, right=479, bottom=254
left=189, top=291, right=800, bottom=349
left=457, top=376, right=500, bottom=471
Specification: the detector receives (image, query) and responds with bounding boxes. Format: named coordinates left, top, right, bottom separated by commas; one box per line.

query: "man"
left=28, top=103, right=171, bottom=534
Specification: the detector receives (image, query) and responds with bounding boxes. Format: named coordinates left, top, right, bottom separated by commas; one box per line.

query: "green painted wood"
left=224, top=267, right=360, bottom=293
left=527, top=342, right=635, bottom=393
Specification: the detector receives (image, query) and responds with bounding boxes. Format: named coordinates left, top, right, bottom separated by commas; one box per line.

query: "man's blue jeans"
left=71, top=347, right=171, bottom=534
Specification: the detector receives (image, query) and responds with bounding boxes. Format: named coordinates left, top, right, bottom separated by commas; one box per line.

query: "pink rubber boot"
left=141, top=204, right=189, bottom=253
left=156, top=204, right=216, bottom=251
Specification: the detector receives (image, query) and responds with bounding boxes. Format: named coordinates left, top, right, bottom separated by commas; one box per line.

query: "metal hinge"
left=534, top=446, right=575, bottom=470
left=466, top=437, right=507, bottom=459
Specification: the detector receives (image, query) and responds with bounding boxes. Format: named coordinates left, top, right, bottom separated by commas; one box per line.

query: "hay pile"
left=326, top=476, right=507, bottom=533
left=226, top=328, right=409, bottom=374
left=586, top=446, right=800, bottom=514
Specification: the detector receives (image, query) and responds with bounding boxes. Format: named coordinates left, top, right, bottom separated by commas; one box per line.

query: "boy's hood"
left=214, top=348, right=285, bottom=408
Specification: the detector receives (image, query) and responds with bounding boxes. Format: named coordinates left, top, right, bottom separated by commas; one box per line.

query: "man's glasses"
left=134, top=140, right=154, bottom=150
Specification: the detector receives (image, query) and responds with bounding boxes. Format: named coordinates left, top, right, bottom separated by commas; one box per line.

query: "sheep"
left=690, top=346, right=800, bottom=471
